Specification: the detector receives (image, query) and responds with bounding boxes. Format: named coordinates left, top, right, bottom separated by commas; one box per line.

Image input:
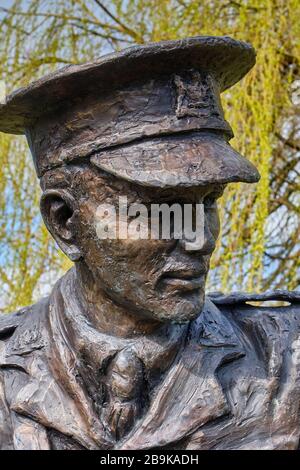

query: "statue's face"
left=47, top=164, right=223, bottom=323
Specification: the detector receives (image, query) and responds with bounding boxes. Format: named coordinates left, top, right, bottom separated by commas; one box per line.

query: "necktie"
left=103, top=348, right=144, bottom=440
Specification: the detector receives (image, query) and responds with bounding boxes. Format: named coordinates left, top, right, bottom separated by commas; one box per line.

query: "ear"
left=40, top=189, right=82, bottom=261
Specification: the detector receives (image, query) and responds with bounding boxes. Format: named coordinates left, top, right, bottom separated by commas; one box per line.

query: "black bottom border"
left=0, top=449, right=298, bottom=466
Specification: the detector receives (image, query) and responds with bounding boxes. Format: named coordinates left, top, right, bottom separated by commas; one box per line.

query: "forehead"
left=108, top=178, right=224, bottom=199
left=83, top=162, right=226, bottom=201
left=41, top=161, right=225, bottom=201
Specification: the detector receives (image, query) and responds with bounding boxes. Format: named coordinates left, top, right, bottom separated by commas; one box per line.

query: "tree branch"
left=92, top=0, right=142, bottom=42
left=69, top=22, right=134, bottom=43
left=0, top=6, right=120, bottom=33
left=275, top=132, right=300, bottom=152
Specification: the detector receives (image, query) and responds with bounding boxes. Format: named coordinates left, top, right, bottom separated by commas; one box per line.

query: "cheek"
left=87, top=238, right=173, bottom=301
left=77, top=201, right=174, bottom=273
left=96, top=238, right=172, bottom=273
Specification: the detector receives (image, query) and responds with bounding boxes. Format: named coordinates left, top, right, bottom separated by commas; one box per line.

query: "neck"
left=74, top=261, right=162, bottom=338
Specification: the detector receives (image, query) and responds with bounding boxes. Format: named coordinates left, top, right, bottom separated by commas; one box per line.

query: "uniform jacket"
left=0, top=269, right=299, bottom=450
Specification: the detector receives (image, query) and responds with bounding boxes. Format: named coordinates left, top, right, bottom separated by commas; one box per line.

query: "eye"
left=203, top=186, right=225, bottom=209
left=203, top=195, right=218, bottom=209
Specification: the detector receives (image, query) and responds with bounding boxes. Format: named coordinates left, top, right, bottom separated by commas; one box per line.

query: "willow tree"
left=0, top=0, right=299, bottom=313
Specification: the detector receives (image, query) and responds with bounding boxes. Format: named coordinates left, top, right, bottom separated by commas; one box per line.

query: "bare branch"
left=275, top=132, right=300, bottom=152
left=92, top=0, right=142, bottom=42
left=69, top=22, right=134, bottom=43
left=0, top=6, right=120, bottom=33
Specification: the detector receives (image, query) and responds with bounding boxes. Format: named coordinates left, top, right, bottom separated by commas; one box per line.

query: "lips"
left=162, top=269, right=207, bottom=280
left=159, top=269, right=207, bottom=292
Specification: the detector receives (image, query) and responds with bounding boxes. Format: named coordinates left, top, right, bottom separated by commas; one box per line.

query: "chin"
left=150, top=291, right=205, bottom=324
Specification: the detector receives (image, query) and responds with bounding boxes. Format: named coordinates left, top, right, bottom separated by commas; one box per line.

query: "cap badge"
left=174, top=70, right=221, bottom=120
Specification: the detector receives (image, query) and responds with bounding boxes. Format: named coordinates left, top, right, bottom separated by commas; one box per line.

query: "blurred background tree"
left=0, top=0, right=299, bottom=313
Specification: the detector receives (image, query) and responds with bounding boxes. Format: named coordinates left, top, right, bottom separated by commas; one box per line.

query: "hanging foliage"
left=0, top=0, right=299, bottom=312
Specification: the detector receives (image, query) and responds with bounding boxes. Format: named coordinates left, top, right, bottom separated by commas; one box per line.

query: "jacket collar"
left=1, top=273, right=244, bottom=450
left=0, top=284, right=113, bottom=450
left=120, top=297, right=245, bottom=449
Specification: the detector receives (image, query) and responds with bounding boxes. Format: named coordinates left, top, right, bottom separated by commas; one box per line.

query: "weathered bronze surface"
left=0, top=36, right=299, bottom=450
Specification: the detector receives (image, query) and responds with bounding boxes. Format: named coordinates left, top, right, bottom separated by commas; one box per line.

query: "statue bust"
left=0, top=36, right=299, bottom=450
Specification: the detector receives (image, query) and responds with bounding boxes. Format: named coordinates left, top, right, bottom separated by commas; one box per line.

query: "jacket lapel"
left=1, top=290, right=244, bottom=451
left=1, top=292, right=114, bottom=450
left=120, top=298, right=245, bottom=449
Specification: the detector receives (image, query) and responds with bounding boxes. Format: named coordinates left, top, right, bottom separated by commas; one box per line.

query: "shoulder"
left=0, top=307, right=34, bottom=449
left=0, top=297, right=50, bottom=350
left=208, top=289, right=300, bottom=307
left=0, top=369, right=14, bottom=449
left=208, top=289, right=300, bottom=340
left=0, top=306, right=31, bottom=340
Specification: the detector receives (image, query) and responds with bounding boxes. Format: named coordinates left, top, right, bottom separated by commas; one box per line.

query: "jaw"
left=77, top=244, right=208, bottom=327
left=94, top=274, right=205, bottom=325
left=132, top=286, right=206, bottom=324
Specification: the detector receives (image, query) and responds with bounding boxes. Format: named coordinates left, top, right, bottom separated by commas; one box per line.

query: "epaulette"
left=0, top=306, right=30, bottom=340
left=208, top=289, right=300, bottom=306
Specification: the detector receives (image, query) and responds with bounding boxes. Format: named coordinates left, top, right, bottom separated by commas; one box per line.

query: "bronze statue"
left=0, top=36, right=299, bottom=450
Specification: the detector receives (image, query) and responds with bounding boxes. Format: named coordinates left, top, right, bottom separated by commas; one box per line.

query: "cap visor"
left=90, top=132, right=260, bottom=188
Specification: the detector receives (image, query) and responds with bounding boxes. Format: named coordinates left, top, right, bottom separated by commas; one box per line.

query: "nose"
left=178, top=215, right=216, bottom=254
